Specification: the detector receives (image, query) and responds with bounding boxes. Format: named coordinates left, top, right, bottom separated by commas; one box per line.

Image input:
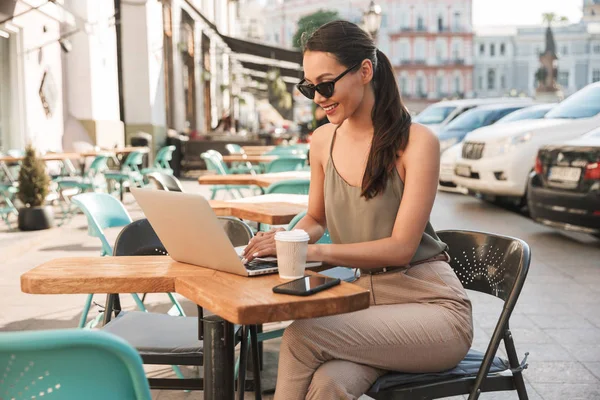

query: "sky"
left=472, top=0, right=584, bottom=28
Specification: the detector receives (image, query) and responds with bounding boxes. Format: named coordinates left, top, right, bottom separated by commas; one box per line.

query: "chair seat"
left=141, top=167, right=173, bottom=176
left=368, top=349, right=509, bottom=393
left=102, top=311, right=203, bottom=362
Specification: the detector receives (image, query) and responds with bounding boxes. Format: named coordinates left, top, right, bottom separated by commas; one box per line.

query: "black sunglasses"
left=296, top=63, right=360, bottom=100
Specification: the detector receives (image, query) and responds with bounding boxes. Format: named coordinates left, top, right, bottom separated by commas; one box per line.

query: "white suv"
left=453, top=82, right=600, bottom=204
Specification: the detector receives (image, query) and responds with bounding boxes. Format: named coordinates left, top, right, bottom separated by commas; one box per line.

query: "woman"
left=243, top=21, right=473, bottom=399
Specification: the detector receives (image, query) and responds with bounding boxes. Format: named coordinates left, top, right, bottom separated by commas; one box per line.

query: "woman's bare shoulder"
left=397, top=123, right=440, bottom=165
left=310, top=123, right=337, bottom=159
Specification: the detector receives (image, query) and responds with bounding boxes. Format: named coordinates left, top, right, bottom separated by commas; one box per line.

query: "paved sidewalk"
left=1, top=181, right=599, bottom=399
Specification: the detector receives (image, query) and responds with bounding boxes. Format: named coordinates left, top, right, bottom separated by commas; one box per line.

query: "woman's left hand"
left=242, top=228, right=286, bottom=263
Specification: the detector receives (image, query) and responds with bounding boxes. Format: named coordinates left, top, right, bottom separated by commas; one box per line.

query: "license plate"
left=455, top=165, right=471, bottom=177
left=548, top=166, right=581, bottom=182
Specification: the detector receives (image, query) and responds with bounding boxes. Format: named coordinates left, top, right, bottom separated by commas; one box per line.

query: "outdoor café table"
left=199, top=171, right=310, bottom=190
left=0, top=153, right=82, bottom=182
left=241, top=145, right=276, bottom=155
left=209, top=193, right=308, bottom=225
left=221, top=155, right=278, bottom=164
left=20, top=256, right=370, bottom=400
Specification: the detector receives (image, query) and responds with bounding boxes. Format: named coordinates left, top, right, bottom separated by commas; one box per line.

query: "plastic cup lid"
left=275, top=229, right=310, bottom=242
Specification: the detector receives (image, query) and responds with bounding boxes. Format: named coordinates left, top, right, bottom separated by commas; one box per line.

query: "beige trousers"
left=273, top=258, right=473, bottom=400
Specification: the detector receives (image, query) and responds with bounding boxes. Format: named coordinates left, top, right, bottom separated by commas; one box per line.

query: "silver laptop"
left=131, top=188, right=278, bottom=276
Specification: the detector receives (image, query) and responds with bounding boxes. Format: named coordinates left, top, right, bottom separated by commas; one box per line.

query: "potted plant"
left=17, top=145, right=54, bottom=231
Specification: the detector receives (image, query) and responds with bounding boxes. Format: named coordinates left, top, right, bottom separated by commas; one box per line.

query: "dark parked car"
left=438, top=103, right=530, bottom=153
left=528, top=127, right=600, bottom=237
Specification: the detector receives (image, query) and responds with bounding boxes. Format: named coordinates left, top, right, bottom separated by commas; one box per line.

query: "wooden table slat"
left=199, top=171, right=310, bottom=188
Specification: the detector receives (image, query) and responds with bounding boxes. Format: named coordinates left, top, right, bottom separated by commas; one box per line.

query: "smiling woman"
left=240, top=21, right=473, bottom=400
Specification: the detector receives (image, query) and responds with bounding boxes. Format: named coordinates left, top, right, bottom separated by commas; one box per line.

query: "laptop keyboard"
left=245, top=260, right=278, bottom=271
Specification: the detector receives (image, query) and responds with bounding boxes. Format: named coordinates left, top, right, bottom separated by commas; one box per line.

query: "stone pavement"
left=1, top=180, right=599, bottom=399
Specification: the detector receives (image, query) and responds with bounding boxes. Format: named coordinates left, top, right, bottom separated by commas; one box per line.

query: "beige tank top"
left=324, top=127, right=448, bottom=264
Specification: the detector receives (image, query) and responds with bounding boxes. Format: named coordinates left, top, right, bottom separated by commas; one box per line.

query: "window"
left=453, top=11, right=461, bottom=31
left=381, top=14, right=388, bottom=28
left=454, top=76, right=461, bottom=93
left=415, top=40, right=426, bottom=60
left=417, top=76, right=425, bottom=96
left=594, top=43, right=600, bottom=54
left=417, top=16, right=425, bottom=30
left=490, top=43, right=495, bottom=57
left=487, top=69, right=496, bottom=90
left=400, top=42, right=410, bottom=61
left=436, top=76, right=444, bottom=95
left=479, top=44, right=485, bottom=55
left=478, top=75, right=483, bottom=90
left=593, top=69, right=600, bottom=83
left=561, top=45, right=568, bottom=55
left=500, top=75, right=506, bottom=89
left=500, top=43, right=506, bottom=56
left=545, top=85, right=600, bottom=119
left=558, top=71, right=569, bottom=87
left=399, top=76, right=408, bottom=94
left=438, top=17, right=444, bottom=32
left=452, top=42, right=460, bottom=60
left=413, top=106, right=456, bottom=124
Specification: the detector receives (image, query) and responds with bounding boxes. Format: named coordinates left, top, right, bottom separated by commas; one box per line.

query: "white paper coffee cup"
left=275, top=229, right=310, bottom=279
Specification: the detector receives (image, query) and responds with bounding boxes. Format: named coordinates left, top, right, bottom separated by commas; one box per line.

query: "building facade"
left=474, top=21, right=600, bottom=99
left=259, top=0, right=474, bottom=112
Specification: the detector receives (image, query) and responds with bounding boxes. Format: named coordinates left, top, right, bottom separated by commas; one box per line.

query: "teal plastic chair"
left=0, top=329, right=151, bottom=400
left=265, top=146, right=306, bottom=156
left=201, top=151, right=257, bottom=199
left=55, top=154, right=110, bottom=194
left=71, top=193, right=184, bottom=328
left=225, top=143, right=262, bottom=174
left=104, top=151, right=145, bottom=200
left=0, top=182, right=18, bottom=228
left=264, top=155, right=307, bottom=173
left=141, top=145, right=175, bottom=176
left=264, top=179, right=310, bottom=195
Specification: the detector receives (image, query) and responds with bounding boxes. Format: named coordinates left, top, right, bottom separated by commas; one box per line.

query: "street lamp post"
left=363, top=0, right=382, bottom=39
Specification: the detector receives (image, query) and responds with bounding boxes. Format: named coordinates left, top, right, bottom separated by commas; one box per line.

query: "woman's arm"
left=243, top=124, right=333, bottom=261
left=307, top=124, right=440, bottom=268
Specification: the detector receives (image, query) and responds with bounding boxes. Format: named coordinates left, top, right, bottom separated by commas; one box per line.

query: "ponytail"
left=361, top=49, right=411, bottom=199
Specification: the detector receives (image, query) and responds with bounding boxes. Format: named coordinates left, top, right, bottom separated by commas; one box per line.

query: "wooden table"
left=0, top=153, right=82, bottom=182
left=241, top=146, right=275, bottom=155
left=21, top=256, right=369, bottom=399
left=199, top=171, right=310, bottom=188
left=222, top=155, right=278, bottom=163
left=209, top=194, right=308, bottom=225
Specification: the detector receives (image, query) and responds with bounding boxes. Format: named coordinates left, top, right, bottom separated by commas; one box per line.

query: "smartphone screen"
left=273, top=276, right=341, bottom=296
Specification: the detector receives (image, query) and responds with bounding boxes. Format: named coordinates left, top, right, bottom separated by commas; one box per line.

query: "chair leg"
left=167, top=292, right=186, bottom=316
left=504, top=329, right=529, bottom=400
left=131, top=293, right=147, bottom=312
left=78, top=293, right=94, bottom=328
left=237, top=326, right=249, bottom=400
left=249, top=325, right=262, bottom=400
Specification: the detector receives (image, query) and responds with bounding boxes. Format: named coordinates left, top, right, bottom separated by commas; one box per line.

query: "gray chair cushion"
left=102, top=311, right=202, bottom=360
left=369, top=349, right=510, bottom=392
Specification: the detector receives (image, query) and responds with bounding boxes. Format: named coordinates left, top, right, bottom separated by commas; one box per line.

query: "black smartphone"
left=272, top=275, right=341, bottom=296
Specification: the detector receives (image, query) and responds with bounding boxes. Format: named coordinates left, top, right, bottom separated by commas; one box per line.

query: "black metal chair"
left=366, top=230, right=531, bottom=400
left=146, top=172, right=185, bottom=192
left=101, top=218, right=262, bottom=398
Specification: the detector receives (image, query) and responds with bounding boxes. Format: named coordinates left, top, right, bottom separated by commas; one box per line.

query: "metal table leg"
left=203, top=314, right=235, bottom=400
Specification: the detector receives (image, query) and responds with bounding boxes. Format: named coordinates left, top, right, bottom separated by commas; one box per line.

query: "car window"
left=497, top=106, right=552, bottom=123
left=444, top=108, right=491, bottom=130
left=491, top=107, right=522, bottom=123
left=545, top=86, right=600, bottom=119
left=413, top=106, right=456, bottom=124
left=447, top=105, right=476, bottom=122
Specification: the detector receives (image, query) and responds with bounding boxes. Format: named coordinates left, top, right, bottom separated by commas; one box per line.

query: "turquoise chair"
left=225, top=143, right=262, bottom=174
left=264, top=179, right=310, bottom=195
left=140, top=145, right=175, bottom=176
left=0, top=182, right=18, bottom=228
left=104, top=151, right=145, bottom=200
left=0, top=329, right=151, bottom=400
left=71, top=193, right=184, bottom=328
left=264, top=155, right=307, bottom=173
left=201, top=151, right=257, bottom=199
left=265, top=146, right=306, bottom=156
left=55, top=154, right=110, bottom=194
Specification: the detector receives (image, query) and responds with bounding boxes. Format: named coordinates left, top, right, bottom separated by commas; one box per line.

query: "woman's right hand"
left=242, top=228, right=286, bottom=263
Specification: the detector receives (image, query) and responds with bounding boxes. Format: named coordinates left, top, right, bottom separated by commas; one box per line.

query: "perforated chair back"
left=225, top=144, right=244, bottom=155
left=265, top=156, right=306, bottom=173
left=0, top=329, right=151, bottom=400
left=114, top=219, right=167, bottom=256
left=201, top=151, right=230, bottom=175
left=219, top=217, right=254, bottom=247
left=154, top=145, right=176, bottom=169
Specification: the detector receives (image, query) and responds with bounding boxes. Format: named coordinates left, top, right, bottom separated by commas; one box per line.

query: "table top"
left=222, top=155, right=278, bottom=163
left=241, top=146, right=276, bottom=155
left=199, top=171, right=311, bottom=188
left=0, top=153, right=81, bottom=162
left=209, top=194, right=308, bottom=225
left=21, top=256, right=370, bottom=325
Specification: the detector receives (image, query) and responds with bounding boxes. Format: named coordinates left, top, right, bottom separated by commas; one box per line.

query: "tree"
left=292, top=10, right=339, bottom=49
left=17, top=144, right=49, bottom=207
left=542, top=12, right=568, bottom=26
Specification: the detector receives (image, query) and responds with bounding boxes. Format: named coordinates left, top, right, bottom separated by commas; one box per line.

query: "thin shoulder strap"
left=329, top=124, right=340, bottom=157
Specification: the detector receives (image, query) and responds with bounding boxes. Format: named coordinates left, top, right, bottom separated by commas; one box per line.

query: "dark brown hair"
left=302, top=20, right=411, bottom=199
